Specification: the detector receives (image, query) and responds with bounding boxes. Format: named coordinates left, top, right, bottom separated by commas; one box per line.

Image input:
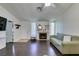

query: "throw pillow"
left=63, top=36, right=71, bottom=42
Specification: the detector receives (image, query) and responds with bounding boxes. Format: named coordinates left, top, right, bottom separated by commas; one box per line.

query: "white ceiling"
left=0, top=3, right=72, bottom=21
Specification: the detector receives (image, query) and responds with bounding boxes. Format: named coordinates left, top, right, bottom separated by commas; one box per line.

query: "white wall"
left=0, top=5, right=21, bottom=49
left=0, top=31, right=6, bottom=49
left=0, top=6, right=19, bottom=49
left=52, top=4, right=79, bottom=36
left=62, top=4, right=79, bottom=36
left=18, top=21, right=31, bottom=40
left=6, top=21, right=13, bottom=43
left=17, top=21, right=49, bottom=40
left=19, top=21, right=50, bottom=40
left=50, top=4, right=79, bottom=36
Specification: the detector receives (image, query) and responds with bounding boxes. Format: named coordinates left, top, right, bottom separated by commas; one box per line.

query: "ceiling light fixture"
left=45, top=3, right=51, bottom=7
left=37, top=3, right=56, bottom=12
left=44, top=3, right=56, bottom=7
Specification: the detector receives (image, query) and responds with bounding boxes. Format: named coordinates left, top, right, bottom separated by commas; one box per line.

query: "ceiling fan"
left=37, top=3, right=56, bottom=12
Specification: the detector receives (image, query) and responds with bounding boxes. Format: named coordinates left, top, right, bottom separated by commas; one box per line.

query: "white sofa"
left=50, top=33, right=79, bottom=54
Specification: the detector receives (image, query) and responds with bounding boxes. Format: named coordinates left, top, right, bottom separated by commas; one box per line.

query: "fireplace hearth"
left=39, top=33, right=47, bottom=39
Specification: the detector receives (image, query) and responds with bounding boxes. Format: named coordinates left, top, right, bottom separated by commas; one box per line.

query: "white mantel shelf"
left=38, top=32, right=48, bottom=33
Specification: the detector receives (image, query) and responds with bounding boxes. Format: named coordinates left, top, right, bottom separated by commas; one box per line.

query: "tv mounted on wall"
left=0, top=17, right=7, bottom=31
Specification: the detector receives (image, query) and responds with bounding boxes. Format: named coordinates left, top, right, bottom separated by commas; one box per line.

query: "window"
left=49, top=22, right=55, bottom=35
left=31, top=22, right=37, bottom=37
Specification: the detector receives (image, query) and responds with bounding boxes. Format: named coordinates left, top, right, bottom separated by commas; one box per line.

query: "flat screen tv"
left=0, top=17, right=7, bottom=31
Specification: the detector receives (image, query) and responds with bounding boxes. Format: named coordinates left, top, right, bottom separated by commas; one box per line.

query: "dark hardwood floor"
left=0, top=40, right=62, bottom=56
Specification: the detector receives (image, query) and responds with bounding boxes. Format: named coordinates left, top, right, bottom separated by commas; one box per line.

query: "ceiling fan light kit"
left=45, top=3, right=51, bottom=7
left=37, top=3, right=56, bottom=12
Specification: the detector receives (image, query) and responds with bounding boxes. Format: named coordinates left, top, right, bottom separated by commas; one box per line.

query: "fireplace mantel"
left=36, top=22, right=49, bottom=40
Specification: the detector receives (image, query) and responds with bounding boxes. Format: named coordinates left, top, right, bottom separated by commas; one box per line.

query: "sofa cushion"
left=56, top=33, right=64, bottom=41
left=52, top=38, right=62, bottom=46
left=71, top=36, right=79, bottom=41
left=50, top=35, right=56, bottom=38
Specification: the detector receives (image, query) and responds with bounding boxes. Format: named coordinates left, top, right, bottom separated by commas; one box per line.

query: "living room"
left=0, top=3, right=79, bottom=56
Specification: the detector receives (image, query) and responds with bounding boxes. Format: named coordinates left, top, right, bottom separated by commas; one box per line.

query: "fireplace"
left=39, top=33, right=47, bottom=39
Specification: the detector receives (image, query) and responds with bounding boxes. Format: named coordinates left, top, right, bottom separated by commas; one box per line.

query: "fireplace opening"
left=39, top=33, right=47, bottom=39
